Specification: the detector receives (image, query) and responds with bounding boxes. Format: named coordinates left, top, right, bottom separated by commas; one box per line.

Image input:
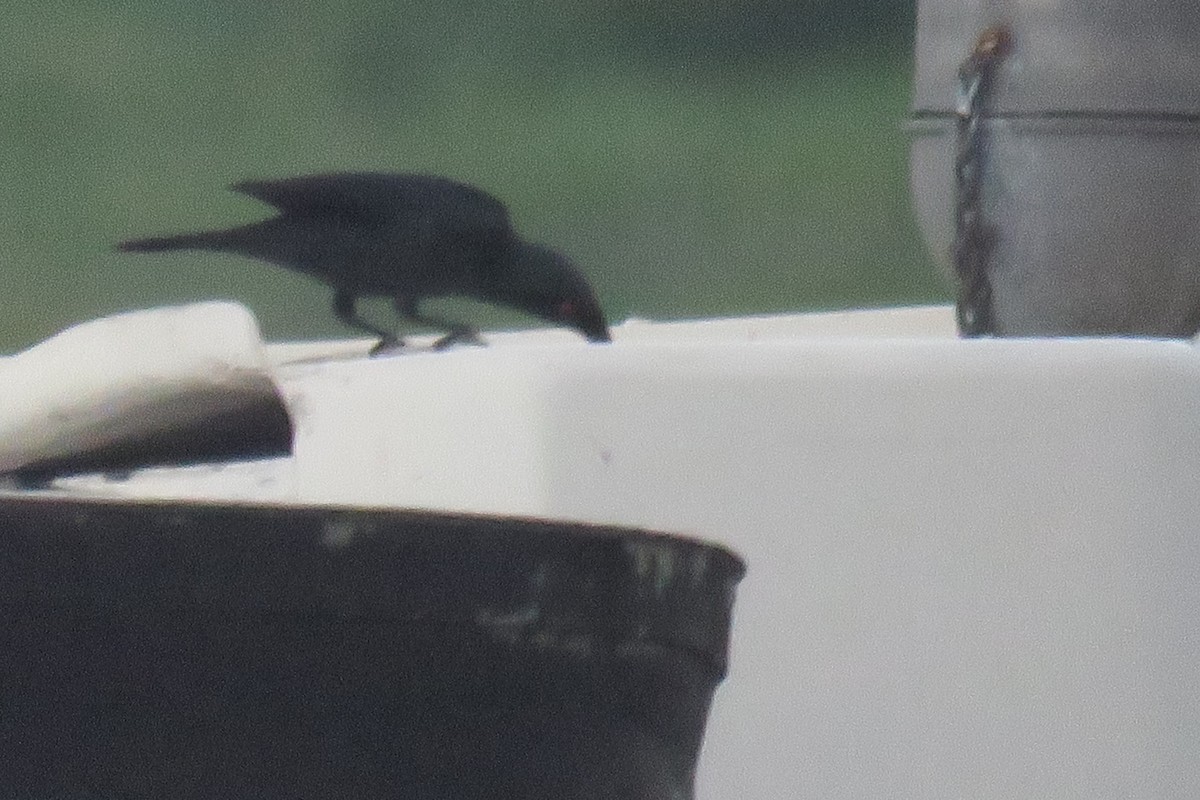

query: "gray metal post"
left=909, top=1, right=1200, bottom=336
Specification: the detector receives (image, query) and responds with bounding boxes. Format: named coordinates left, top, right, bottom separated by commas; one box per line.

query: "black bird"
left=117, top=172, right=611, bottom=351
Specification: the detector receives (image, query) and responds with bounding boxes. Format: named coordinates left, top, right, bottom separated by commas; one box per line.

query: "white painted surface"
left=3, top=302, right=1199, bottom=797
left=283, top=319, right=1200, bottom=799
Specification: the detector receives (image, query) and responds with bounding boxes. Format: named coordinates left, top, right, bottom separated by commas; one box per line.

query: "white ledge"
left=3, top=302, right=1199, bottom=798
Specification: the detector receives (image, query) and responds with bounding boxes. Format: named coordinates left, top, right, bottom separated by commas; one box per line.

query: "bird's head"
left=494, top=242, right=611, bottom=343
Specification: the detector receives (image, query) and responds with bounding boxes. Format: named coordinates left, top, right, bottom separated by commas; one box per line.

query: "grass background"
left=0, top=0, right=946, bottom=351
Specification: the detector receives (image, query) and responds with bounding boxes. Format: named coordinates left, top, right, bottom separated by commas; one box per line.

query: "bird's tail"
left=116, top=231, right=227, bottom=254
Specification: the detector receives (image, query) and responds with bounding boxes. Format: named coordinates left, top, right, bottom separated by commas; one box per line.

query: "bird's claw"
left=433, top=329, right=486, bottom=350
left=368, top=337, right=405, bottom=357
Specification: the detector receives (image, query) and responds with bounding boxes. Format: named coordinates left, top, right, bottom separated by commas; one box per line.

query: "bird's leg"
left=394, top=297, right=486, bottom=350
left=333, top=290, right=402, bottom=355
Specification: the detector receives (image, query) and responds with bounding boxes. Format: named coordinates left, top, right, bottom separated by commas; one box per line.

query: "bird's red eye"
left=556, top=299, right=576, bottom=319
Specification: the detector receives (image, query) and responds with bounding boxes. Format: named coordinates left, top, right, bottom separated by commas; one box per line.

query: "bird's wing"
left=230, top=173, right=512, bottom=235
left=427, top=181, right=514, bottom=250
left=231, top=173, right=397, bottom=224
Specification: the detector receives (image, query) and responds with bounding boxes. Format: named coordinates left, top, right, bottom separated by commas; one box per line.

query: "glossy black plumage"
left=118, top=172, right=610, bottom=351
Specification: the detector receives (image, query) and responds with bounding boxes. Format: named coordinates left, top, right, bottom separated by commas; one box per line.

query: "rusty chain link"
left=953, top=26, right=1013, bottom=336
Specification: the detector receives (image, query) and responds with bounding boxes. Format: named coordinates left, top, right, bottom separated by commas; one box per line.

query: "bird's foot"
left=433, top=328, right=486, bottom=350
left=369, top=337, right=405, bottom=357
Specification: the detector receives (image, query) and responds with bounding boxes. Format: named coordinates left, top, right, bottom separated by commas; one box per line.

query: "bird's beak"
left=577, top=309, right=611, bottom=343
left=556, top=294, right=610, bottom=343
left=586, top=326, right=612, bottom=343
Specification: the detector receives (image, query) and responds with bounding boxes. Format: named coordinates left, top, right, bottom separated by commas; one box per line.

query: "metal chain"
left=953, top=26, right=1013, bottom=336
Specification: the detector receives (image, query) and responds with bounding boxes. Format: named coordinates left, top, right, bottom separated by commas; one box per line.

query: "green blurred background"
left=1, top=0, right=945, bottom=351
